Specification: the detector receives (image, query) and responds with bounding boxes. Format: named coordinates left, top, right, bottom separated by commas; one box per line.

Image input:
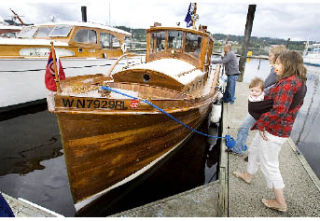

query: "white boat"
left=303, top=42, right=320, bottom=67
left=0, top=22, right=142, bottom=112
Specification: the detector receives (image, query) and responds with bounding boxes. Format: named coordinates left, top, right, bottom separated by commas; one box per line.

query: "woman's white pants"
left=247, top=130, right=288, bottom=189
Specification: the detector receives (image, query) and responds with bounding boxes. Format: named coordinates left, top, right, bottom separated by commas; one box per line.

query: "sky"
left=0, top=0, right=319, bottom=41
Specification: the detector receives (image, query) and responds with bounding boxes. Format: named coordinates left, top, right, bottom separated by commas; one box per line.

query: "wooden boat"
left=49, top=24, right=221, bottom=212
left=0, top=22, right=135, bottom=111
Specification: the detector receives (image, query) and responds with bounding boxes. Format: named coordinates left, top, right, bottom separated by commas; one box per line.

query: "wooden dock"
left=219, top=82, right=320, bottom=217
left=1, top=192, right=63, bottom=217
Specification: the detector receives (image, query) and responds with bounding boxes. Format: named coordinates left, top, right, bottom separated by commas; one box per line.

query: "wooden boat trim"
left=74, top=130, right=194, bottom=211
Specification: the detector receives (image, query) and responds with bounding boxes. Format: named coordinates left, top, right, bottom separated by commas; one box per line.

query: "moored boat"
left=0, top=22, right=137, bottom=111
left=49, top=22, right=222, bottom=212
left=303, top=41, right=320, bottom=67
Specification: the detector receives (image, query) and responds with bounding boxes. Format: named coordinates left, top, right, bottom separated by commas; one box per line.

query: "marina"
left=1, top=58, right=320, bottom=217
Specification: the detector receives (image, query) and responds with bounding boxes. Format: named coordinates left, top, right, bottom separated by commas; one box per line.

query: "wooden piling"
left=238, top=5, right=256, bottom=82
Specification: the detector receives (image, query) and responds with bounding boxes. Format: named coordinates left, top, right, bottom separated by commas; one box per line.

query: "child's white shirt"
left=248, top=92, right=264, bottom=102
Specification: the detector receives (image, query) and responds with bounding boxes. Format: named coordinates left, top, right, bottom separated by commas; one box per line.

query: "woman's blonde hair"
left=269, top=45, right=287, bottom=64
left=277, top=50, right=307, bottom=83
left=249, top=77, right=264, bottom=90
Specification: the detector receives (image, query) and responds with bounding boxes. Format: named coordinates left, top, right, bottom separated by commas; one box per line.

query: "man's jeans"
left=223, top=75, right=238, bottom=103
left=232, top=114, right=256, bottom=154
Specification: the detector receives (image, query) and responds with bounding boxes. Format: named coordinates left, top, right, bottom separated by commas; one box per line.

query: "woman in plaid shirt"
left=233, top=51, right=307, bottom=212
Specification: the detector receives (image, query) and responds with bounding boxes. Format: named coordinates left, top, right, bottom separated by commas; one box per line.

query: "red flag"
left=45, top=50, right=66, bottom=91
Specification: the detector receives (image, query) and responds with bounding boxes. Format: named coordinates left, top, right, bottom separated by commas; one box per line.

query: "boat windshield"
left=185, top=33, right=202, bottom=58
left=168, top=31, right=183, bottom=49
left=50, top=25, right=72, bottom=37
left=150, top=31, right=165, bottom=53
left=17, top=26, right=38, bottom=38
left=34, top=26, right=54, bottom=38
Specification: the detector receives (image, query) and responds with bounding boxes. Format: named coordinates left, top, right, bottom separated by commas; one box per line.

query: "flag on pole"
left=45, top=49, right=65, bottom=91
left=184, top=3, right=195, bottom=28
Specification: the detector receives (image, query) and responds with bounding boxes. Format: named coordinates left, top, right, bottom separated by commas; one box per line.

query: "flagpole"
left=50, top=41, right=61, bottom=93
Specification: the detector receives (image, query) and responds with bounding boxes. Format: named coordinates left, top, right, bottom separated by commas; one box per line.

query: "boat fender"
left=225, top=135, right=236, bottom=149
left=210, top=103, right=222, bottom=123
left=121, top=43, right=127, bottom=53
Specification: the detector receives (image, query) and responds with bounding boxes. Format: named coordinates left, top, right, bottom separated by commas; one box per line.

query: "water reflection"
left=0, top=111, right=63, bottom=175
left=204, top=124, right=220, bottom=184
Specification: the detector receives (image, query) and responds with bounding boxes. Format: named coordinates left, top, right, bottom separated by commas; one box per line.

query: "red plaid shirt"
left=251, top=75, right=304, bottom=137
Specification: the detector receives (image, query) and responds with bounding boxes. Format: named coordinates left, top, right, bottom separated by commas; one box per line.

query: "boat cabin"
left=146, top=26, right=213, bottom=70
left=0, top=22, right=131, bottom=58
left=112, top=26, right=214, bottom=94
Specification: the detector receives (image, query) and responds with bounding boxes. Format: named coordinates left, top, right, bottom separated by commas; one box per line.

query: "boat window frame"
left=167, top=30, right=183, bottom=51
left=17, top=26, right=38, bottom=38
left=150, top=31, right=166, bottom=54
left=73, top=28, right=97, bottom=45
left=184, top=32, right=203, bottom=59
left=100, top=32, right=121, bottom=49
left=34, top=26, right=54, bottom=38
left=49, top=25, right=72, bottom=37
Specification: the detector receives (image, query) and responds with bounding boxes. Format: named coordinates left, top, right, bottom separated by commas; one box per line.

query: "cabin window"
left=35, top=27, right=54, bottom=38
left=50, top=25, right=71, bottom=37
left=168, top=31, right=183, bottom=49
left=185, top=33, right=202, bottom=58
left=150, top=31, right=165, bottom=53
left=100, top=32, right=121, bottom=49
left=17, top=26, right=38, bottom=38
left=74, top=29, right=97, bottom=44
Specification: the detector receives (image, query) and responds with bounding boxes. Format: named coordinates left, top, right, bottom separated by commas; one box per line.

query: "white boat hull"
left=0, top=57, right=142, bottom=110
left=303, top=55, right=320, bottom=67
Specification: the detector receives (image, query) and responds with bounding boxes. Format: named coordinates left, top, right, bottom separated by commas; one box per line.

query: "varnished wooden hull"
left=56, top=98, right=214, bottom=210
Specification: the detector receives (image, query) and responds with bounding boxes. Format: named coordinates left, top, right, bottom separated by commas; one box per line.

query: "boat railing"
left=107, top=53, right=144, bottom=78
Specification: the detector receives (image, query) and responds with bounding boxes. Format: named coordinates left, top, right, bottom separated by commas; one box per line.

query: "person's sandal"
left=261, top=199, right=288, bottom=212
left=232, top=171, right=251, bottom=184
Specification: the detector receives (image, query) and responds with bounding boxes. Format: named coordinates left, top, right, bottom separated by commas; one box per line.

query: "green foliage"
left=115, top=26, right=306, bottom=55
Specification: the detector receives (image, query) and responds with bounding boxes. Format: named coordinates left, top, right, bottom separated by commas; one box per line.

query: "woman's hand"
left=259, top=129, right=268, bottom=141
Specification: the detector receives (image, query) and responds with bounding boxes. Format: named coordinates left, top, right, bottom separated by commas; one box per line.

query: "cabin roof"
left=125, top=58, right=205, bottom=85
left=0, top=38, right=68, bottom=46
left=0, top=25, right=22, bottom=30
left=33, top=21, right=132, bottom=37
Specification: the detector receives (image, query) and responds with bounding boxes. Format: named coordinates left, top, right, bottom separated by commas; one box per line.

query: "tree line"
left=115, top=26, right=309, bottom=55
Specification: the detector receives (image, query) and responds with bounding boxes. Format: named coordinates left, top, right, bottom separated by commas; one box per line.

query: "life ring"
left=121, top=43, right=127, bottom=53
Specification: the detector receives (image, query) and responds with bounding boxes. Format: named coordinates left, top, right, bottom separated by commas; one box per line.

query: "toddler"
left=248, top=77, right=264, bottom=102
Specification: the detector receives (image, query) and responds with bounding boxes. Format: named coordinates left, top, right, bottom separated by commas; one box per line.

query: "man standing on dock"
left=212, top=44, right=240, bottom=104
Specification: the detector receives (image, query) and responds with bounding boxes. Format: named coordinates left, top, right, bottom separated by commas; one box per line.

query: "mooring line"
left=101, top=86, right=230, bottom=140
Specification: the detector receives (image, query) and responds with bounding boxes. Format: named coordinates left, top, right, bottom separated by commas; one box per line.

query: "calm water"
left=0, top=58, right=319, bottom=216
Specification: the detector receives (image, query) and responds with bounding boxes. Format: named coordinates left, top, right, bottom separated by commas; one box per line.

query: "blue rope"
left=101, top=86, right=230, bottom=140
